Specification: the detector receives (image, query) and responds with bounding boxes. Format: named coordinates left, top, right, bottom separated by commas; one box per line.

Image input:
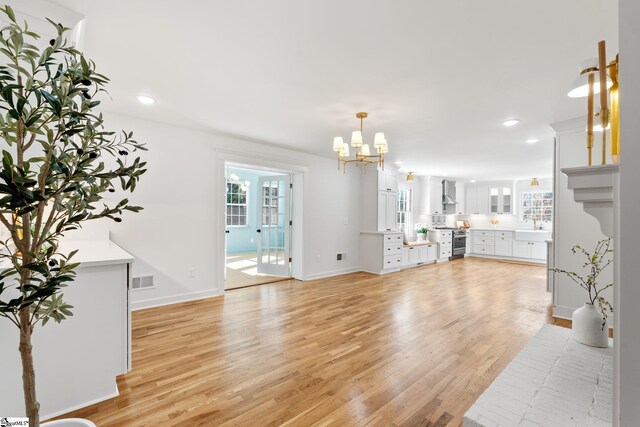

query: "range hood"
left=442, top=180, right=457, bottom=214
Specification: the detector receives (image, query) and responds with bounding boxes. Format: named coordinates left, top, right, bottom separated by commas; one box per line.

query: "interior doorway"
left=224, top=164, right=293, bottom=290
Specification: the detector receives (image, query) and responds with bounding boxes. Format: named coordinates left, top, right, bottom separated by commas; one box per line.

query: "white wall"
left=618, top=0, right=640, bottom=423
left=73, top=113, right=361, bottom=309
left=551, top=118, right=613, bottom=320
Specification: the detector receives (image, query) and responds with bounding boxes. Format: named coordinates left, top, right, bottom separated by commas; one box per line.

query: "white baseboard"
left=553, top=305, right=575, bottom=320
left=303, top=266, right=361, bottom=281
left=131, top=288, right=223, bottom=311
left=467, top=253, right=546, bottom=264
left=41, top=381, right=119, bottom=421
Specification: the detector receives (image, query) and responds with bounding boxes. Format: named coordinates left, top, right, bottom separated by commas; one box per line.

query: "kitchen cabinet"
left=513, top=240, right=547, bottom=260
left=531, top=241, right=547, bottom=260
left=455, top=182, right=465, bottom=214
left=377, top=190, right=398, bottom=232
left=419, top=245, right=437, bottom=262
left=429, top=177, right=443, bottom=214
left=490, top=186, right=512, bottom=214
left=402, top=243, right=438, bottom=267
left=465, top=185, right=489, bottom=215
left=361, top=232, right=404, bottom=274
left=437, top=230, right=453, bottom=259
left=495, top=235, right=513, bottom=256
left=377, top=170, right=398, bottom=192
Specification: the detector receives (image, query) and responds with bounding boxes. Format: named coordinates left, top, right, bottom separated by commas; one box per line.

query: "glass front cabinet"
left=490, top=186, right=512, bottom=214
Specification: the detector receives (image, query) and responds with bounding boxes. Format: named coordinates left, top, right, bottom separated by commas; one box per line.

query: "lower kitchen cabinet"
left=361, top=232, right=404, bottom=274
left=495, top=236, right=513, bottom=257
left=469, top=229, right=548, bottom=263
left=402, top=243, right=438, bottom=267
left=512, top=240, right=547, bottom=260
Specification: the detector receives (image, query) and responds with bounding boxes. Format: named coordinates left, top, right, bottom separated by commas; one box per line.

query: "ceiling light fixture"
left=526, top=138, right=539, bottom=144
left=137, top=95, right=156, bottom=105
left=502, top=119, right=520, bottom=127
left=332, top=112, right=388, bottom=172
left=406, top=172, right=414, bottom=182
left=470, top=179, right=477, bottom=183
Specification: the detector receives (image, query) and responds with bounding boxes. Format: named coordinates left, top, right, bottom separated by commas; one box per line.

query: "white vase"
left=572, top=303, right=609, bottom=348
left=416, top=233, right=426, bottom=242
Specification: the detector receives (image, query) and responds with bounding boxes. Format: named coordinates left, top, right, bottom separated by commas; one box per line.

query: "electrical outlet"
left=187, top=268, right=195, bottom=278
left=336, top=253, right=347, bottom=262
left=316, top=255, right=321, bottom=262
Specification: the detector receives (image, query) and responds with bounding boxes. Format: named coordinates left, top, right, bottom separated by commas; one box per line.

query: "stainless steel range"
left=434, top=227, right=467, bottom=259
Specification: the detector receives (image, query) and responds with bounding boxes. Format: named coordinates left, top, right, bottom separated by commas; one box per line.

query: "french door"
left=256, top=175, right=291, bottom=276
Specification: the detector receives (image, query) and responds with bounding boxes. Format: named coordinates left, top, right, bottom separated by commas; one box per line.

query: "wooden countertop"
left=403, top=241, right=438, bottom=247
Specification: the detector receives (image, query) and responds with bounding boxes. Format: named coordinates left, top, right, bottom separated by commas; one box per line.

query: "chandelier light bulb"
left=351, top=131, right=363, bottom=147
left=374, top=132, right=386, bottom=148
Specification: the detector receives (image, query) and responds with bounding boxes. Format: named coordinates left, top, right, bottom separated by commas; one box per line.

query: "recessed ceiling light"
left=137, top=95, right=156, bottom=105
left=526, top=138, right=539, bottom=144
left=502, top=119, right=520, bottom=127
left=470, top=179, right=477, bottom=183
left=395, top=161, right=403, bottom=165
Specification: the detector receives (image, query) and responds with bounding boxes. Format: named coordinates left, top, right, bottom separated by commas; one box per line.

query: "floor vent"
left=132, top=275, right=155, bottom=290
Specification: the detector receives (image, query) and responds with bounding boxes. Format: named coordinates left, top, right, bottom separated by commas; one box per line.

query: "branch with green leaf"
left=0, top=5, right=147, bottom=425
left=552, top=238, right=613, bottom=330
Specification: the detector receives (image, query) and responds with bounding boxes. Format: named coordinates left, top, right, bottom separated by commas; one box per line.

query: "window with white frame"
left=226, top=181, right=248, bottom=226
left=262, top=183, right=279, bottom=226
left=397, top=188, right=412, bottom=233
left=521, top=191, right=553, bottom=222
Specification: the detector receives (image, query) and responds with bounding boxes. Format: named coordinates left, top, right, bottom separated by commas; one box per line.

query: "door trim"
left=216, top=152, right=305, bottom=294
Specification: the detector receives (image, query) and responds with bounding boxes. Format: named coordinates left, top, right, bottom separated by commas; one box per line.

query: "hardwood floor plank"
left=59, top=258, right=565, bottom=426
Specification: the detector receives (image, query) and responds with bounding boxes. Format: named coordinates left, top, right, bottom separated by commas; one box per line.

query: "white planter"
left=43, top=419, right=96, bottom=427
left=572, top=303, right=609, bottom=348
left=416, top=233, right=426, bottom=242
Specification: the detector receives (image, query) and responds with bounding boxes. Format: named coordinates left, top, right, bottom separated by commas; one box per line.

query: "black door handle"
left=256, top=229, right=261, bottom=233
left=225, top=230, right=230, bottom=234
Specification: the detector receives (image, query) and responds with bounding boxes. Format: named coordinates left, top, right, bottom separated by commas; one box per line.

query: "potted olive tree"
left=553, top=238, right=613, bottom=348
left=0, top=6, right=146, bottom=426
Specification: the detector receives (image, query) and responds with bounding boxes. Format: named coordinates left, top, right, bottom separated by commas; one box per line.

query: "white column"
left=618, top=0, right=640, bottom=424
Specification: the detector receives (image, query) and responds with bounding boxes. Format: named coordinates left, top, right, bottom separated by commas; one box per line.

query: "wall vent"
left=336, top=253, right=347, bottom=261
left=132, top=275, right=155, bottom=290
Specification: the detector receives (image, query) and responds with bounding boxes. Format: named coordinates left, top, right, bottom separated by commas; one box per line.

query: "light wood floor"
left=61, top=257, right=563, bottom=426
left=226, top=251, right=289, bottom=289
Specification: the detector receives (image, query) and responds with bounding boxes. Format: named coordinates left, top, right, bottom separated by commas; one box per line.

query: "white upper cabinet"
left=385, top=191, right=398, bottom=232
left=490, top=186, right=512, bottom=214
left=429, top=178, right=443, bottom=214
left=465, top=185, right=489, bottom=215
left=455, top=182, right=465, bottom=215
left=360, top=168, right=398, bottom=232
left=476, top=186, right=489, bottom=214
left=377, top=170, right=398, bottom=192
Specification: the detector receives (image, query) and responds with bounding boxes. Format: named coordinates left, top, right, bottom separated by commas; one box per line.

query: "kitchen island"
left=0, top=236, right=133, bottom=420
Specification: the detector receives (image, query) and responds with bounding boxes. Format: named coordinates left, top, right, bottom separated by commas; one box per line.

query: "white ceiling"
left=51, top=0, right=618, bottom=180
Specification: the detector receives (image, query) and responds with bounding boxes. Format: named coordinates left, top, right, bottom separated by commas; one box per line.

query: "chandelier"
left=332, top=112, right=388, bottom=172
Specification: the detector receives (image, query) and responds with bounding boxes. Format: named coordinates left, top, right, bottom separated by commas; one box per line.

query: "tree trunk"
left=19, top=307, right=40, bottom=427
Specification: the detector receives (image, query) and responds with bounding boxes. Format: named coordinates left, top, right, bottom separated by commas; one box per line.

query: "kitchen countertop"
left=403, top=241, right=438, bottom=247
left=469, top=227, right=552, bottom=232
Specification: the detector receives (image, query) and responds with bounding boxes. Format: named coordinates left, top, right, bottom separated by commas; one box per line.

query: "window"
left=397, top=188, right=412, bottom=232
left=521, top=191, right=553, bottom=222
left=262, top=183, right=279, bottom=226
left=226, top=181, right=248, bottom=226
